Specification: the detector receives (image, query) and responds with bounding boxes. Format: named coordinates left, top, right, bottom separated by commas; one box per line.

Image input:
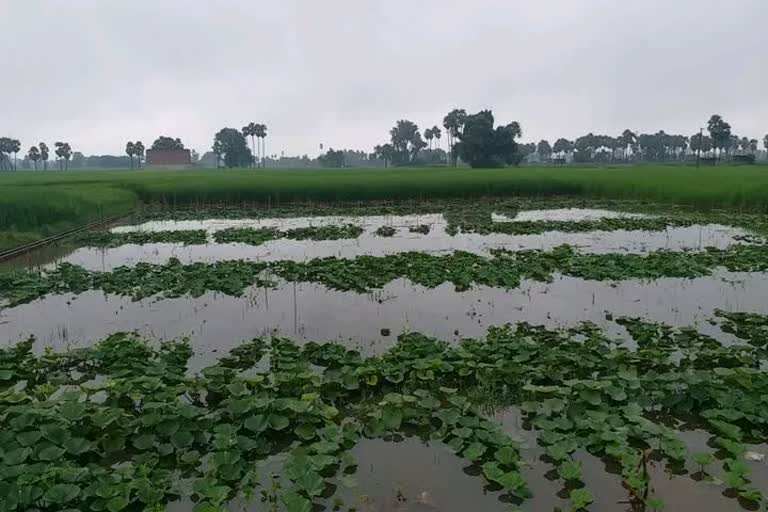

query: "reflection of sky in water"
left=111, top=213, right=446, bottom=233
left=161, top=416, right=768, bottom=512
left=10, top=210, right=750, bottom=271
left=1, top=207, right=766, bottom=370
left=2, top=271, right=767, bottom=370
left=57, top=223, right=747, bottom=271
left=496, top=207, right=651, bottom=223
left=491, top=408, right=768, bottom=512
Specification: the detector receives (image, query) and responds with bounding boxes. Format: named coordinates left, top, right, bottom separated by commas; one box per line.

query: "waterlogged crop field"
left=2, top=197, right=768, bottom=512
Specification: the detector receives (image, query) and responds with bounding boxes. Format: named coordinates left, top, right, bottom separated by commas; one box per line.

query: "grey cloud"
left=2, top=0, right=766, bottom=156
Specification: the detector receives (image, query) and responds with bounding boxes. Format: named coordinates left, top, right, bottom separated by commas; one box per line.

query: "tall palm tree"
left=255, top=124, right=268, bottom=168
left=433, top=126, right=442, bottom=150
left=134, top=141, right=145, bottom=168
left=253, top=124, right=263, bottom=167
left=443, top=109, right=467, bottom=166
left=242, top=123, right=258, bottom=168
left=27, top=146, right=40, bottom=170
left=10, top=139, right=20, bottom=170
left=125, top=142, right=135, bottom=169
left=424, top=128, right=434, bottom=150
left=39, top=143, right=49, bottom=171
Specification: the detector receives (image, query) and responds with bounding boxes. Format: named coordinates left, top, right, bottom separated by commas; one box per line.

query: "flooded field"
left=1, top=199, right=768, bottom=511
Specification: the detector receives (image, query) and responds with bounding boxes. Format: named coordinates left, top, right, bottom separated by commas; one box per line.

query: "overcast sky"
left=2, top=0, right=767, bottom=157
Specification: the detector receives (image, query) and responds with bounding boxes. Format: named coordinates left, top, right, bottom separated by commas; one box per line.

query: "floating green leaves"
left=213, top=224, right=364, bottom=245
left=569, top=488, right=593, bottom=511
left=3, top=313, right=768, bottom=510
left=408, top=224, right=431, bottom=235
left=374, top=226, right=396, bottom=237
left=6, top=242, right=768, bottom=306
left=75, top=229, right=208, bottom=247
left=0, top=258, right=272, bottom=305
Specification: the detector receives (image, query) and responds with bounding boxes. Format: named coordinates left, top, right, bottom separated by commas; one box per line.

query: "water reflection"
left=2, top=271, right=767, bottom=370
left=4, top=224, right=751, bottom=273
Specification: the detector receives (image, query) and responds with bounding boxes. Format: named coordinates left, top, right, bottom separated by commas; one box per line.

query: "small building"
left=145, top=149, right=192, bottom=168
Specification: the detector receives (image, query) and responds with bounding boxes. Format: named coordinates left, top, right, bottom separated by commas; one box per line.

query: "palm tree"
left=424, top=128, right=434, bottom=150
left=255, top=124, right=268, bottom=168
left=707, top=114, right=731, bottom=163
left=242, top=123, right=257, bottom=168
left=9, top=139, right=20, bottom=170
left=125, top=142, right=135, bottom=169
left=27, top=146, right=41, bottom=170
left=54, top=142, right=72, bottom=171
left=432, top=126, right=442, bottom=150
left=253, top=123, right=267, bottom=167
left=134, top=141, right=145, bottom=168
left=443, top=109, right=467, bottom=166
left=39, top=142, right=49, bottom=171
left=0, top=138, right=11, bottom=171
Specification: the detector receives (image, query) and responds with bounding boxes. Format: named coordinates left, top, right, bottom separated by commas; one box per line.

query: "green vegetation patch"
left=715, top=309, right=768, bottom=348
left=4, top=166, right=768, bottom=250
left=1, top=313, right=767, bottom=511
left=409, top=224, right=431, bottom=235
left=75, top=229, right=208, bottom=248
left=451, top=216, right=697, bottom=236
left=213, top=224, right=363, bottom=245
left=3, top=243, right=768, bottom=306
left=374, top=226, right=396, bottom=237
left=0, top=259, right=272, bottom=306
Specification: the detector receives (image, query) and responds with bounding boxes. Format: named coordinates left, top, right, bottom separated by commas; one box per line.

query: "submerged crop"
left=213, top=224, right=364, bottom=245
left=1, top=314, right=766, bottom=511
left=2, top=243, right=768, bottom=306
left=75, top=229, right=208, bottom=247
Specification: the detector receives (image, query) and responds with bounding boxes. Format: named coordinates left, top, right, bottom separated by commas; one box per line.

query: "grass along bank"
left=2, top=165, right=768, bottom=249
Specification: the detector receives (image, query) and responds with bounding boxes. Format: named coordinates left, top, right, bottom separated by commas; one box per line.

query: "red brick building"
left=145, top=149, right=192, bottom=168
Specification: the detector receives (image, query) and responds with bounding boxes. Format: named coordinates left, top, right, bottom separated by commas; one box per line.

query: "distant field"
left=1, top=165, right=767, bottom=249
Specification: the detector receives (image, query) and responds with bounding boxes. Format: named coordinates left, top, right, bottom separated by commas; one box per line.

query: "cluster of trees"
left=10, top=141, right=71, bottom=171
left=454, top=111, right=522, bottom=168
left=197, top=123, right=270, bottom=169
left=53, top=142, right=73, bottom=170
left=213, top=128, right=253, bottom=168
left=241, top=123, right=268, bottom=168
left=372, top=108, right=523, bottom=168
left=150, top=136, right=185, bottom=150
left=4, top=112, right=768, bottom=171
left=0, top=138, right=22, bottom=170
left=526, top=115, right=765, bottom=164
left=124, top=141, right=145, bottom=169
left=317, top=148, right=346, bottom=168
left=317, top=149, right=396, bottom=168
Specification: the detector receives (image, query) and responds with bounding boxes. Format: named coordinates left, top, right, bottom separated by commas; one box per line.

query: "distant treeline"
left=2, top=113, right=767, bottom=170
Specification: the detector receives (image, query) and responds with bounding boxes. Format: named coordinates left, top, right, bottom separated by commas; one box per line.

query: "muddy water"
left=2, top=270, right=767, bottom=370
